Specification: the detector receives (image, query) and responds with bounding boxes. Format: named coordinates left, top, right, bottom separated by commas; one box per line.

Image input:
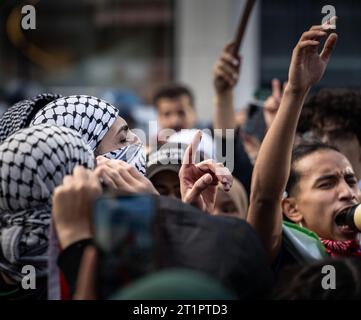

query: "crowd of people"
left=0, top=18, right=361, bottom=300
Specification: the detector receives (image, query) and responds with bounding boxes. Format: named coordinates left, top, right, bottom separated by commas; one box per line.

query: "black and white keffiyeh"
left=0, top=93, right=62, bottom=144
left=31, top=95, right=119, bottom=151
left=31, top=94, right=147, bottom=175
left=0, top=124, right=95, bottom=282
left=102, top=143, right=146, bottom=175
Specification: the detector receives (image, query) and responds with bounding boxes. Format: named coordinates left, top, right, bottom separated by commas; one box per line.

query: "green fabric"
left=0, top=288, right=19, bottom=297
left=110, top=269, right=235, bottom=300
left=282, top=221, right=329, bottom=264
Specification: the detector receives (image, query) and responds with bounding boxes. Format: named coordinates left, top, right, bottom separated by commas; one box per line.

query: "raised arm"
left=247, top=24, right=338, bottom=262
left=213, top=43, right=241, bottom=133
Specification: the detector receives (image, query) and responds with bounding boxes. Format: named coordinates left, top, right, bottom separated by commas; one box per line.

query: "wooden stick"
left=232, top=0, right=256, bottom=55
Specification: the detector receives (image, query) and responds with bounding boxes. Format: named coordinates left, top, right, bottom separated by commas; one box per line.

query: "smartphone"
left=93, top=193, right=160, bottom=299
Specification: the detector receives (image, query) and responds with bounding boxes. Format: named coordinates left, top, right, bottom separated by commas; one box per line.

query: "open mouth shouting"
left=334, top=205, right=359, bottom=236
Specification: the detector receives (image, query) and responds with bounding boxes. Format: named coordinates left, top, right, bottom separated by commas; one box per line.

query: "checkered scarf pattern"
left=102, top=143, right=146, bottom=175
left=31, top=95, right=119, bottom=151
left=0, top=93, right=62, bottom=144
left=0, top=124, right=95, bottom=282
left=31, top=94, right=146, bottom=174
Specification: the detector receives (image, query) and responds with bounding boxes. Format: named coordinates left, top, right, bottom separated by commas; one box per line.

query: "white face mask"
left=100, top=143, right=146, bottom=175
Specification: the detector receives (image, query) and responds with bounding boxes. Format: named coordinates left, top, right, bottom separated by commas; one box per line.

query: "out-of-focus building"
left=0, top=0, right=360, bottom=121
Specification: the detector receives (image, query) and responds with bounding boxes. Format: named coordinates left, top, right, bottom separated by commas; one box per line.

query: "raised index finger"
left=183, top=130, right=202, bottom=165
left=271, top=78, right=282, bottom=100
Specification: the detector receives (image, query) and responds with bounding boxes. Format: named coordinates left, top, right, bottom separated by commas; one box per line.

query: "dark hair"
left=273, top=257, right=361, bottom=299
left=298, top=88, right=361, bottom=144
left=153, top=84, right=195, bottom=109
left=285, top=140, right=340, bottom=196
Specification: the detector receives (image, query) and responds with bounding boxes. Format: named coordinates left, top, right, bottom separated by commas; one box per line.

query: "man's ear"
left=281, top=197, right=303, bottom=224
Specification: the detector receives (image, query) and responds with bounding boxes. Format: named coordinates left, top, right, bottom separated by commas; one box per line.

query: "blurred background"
left=0, top=0, right=360, bottom=121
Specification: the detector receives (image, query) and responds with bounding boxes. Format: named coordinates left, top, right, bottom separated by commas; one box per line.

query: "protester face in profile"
left=282, top=148, right=359, bottom=241
left=95, top=116, right=141, bottom=155
left=31, top=95, right=145, bottom=171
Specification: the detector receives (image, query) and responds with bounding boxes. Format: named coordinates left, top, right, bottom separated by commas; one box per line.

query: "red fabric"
left=60, top=270, right=71, bottom=300
left=58, top=232, right=71, bottom=300
left=321, top=239, right=361, bottom=257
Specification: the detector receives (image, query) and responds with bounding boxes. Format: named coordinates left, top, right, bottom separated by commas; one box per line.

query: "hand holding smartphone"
left=93, top=194, right=160, bottom=299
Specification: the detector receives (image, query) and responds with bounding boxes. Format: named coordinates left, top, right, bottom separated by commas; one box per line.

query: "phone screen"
left=93, top=194, right=158, bottom=299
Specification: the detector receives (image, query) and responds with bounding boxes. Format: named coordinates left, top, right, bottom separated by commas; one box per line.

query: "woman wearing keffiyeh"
left=0, top=124, right=95, bottom=299
left=0, top=93, right=61, bottom=144
left=30, top=95, right=146, bottom=175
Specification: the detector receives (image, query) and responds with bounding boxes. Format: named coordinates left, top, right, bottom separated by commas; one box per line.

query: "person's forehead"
left=313, top=118, right=354, bottom=138
left=295, top=150, right=354, bottom=179
left=114, top=116, right=127, bottom=126
left=158, top=96, right=191, bottom=108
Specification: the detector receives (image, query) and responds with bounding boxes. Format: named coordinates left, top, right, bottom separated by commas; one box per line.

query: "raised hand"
left=288, top=22, right=338, bottom=93
left=263, top=79, right=287, bottom=130
left=213, top=43, right=241, bottom=94
left=247, top=22, right=337, bottom=262
left=52, top=166, right=102, bottom=249
left=95, top=156, right=159, bottom=195
left=179, top=130, right=233, bottom=213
